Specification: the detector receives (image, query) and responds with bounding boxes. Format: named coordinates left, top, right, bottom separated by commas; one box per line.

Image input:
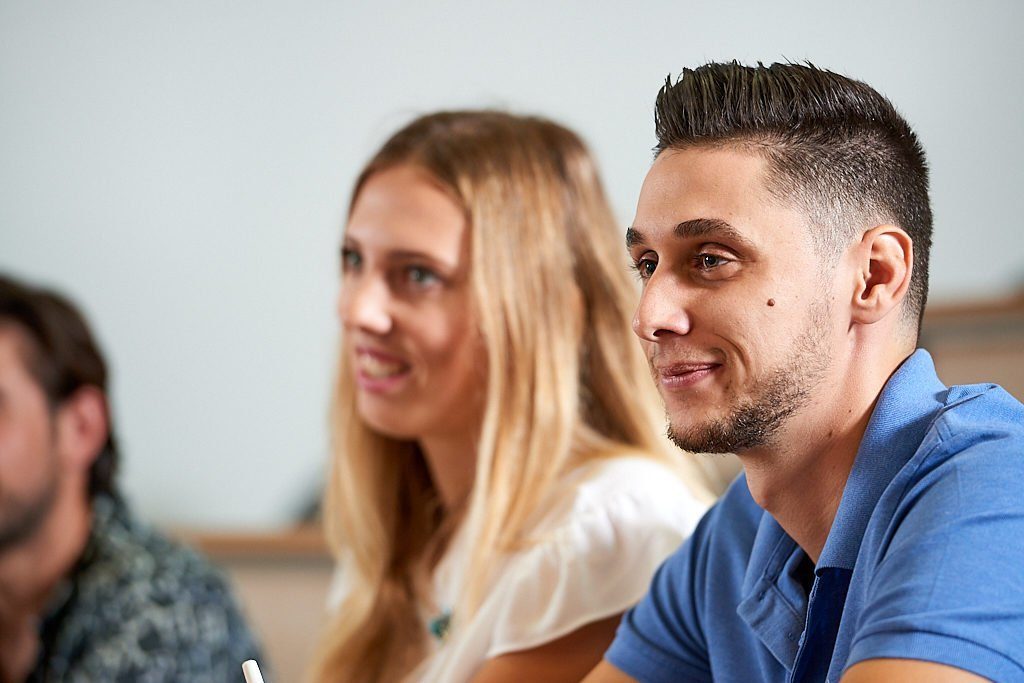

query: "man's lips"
left=653, top=361, right=722, bottom=389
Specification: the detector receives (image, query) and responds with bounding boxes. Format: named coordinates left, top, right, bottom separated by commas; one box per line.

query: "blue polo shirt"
left=607, top=350, right=1024, bottom=682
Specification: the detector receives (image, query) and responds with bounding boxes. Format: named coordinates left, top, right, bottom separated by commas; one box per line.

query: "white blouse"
left=408, top=455, right=708, bottom=682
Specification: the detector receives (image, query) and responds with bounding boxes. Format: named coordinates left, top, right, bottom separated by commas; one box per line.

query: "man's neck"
left=740, top=347, right=910, bottom=563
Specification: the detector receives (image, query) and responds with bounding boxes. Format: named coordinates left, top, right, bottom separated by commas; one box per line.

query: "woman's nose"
left=339, top=275, right=393, bottom=336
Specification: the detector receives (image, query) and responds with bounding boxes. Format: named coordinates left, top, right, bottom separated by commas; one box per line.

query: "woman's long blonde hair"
left=312, top=111, right=715, bottom=683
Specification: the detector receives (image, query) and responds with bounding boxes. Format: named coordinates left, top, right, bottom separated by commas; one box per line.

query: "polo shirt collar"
left=736, top=349, right=946, bottom=669
left=737, top=514, right=805, bottom=668
left=816, top=349, right=946, bottom=570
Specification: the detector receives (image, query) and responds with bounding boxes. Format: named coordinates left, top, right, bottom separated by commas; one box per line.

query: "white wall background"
left=2, top=0, right=1022, bottom=529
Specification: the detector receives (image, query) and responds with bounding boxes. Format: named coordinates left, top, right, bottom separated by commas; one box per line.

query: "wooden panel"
left=922, top=295, right=1024, bottom=400
left=181, top=525, right=328, bottom=558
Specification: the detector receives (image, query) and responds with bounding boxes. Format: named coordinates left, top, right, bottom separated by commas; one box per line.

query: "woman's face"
left=339, top=165, right=485, bottom=443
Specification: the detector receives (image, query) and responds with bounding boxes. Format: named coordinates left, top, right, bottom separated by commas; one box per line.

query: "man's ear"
left=850, top=224, right=913, bottom=325
left=55, top=386, right=109, bottom=472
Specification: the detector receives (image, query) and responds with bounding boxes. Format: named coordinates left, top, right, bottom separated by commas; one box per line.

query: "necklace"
left=428, top=609, right=452, bottom=643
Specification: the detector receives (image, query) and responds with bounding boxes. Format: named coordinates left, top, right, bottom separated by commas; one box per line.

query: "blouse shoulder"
left=483, top=455, right=708, bottom=658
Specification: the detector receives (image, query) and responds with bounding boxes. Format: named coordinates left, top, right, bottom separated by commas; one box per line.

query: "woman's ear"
left=55, top=386, right=109, bottom=473
left=850, top=224, right=914, bottom=326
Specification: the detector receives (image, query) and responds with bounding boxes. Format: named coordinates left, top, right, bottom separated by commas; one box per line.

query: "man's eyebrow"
left=626, top=218, right=755, bottom=251
left=674, top=218, right=753, bottom=248
left=625, top=227, right=645, bottom=249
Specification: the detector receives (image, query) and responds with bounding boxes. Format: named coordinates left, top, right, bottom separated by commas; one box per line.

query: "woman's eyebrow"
left=342, top=239, right=453, bottom=267
left=388, top=249, right=458, bottom=268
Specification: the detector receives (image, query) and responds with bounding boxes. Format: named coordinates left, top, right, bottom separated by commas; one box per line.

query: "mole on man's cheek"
left=767, top=298, right=776, bottom=307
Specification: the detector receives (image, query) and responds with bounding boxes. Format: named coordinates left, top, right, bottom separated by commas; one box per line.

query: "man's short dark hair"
left=0, top=273, right=118, bottom=498
left=654, top=61, right=933, bottom=331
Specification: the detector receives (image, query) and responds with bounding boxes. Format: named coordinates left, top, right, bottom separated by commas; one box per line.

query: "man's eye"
left=634, top=257, right=657, bottom=279
left=696, top=254, right=729, bottom=270
left=341, top=248, right=362, bottom=271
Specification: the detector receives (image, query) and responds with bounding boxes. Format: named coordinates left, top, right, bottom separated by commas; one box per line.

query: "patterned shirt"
left=29, top=494, right=262, bottom=682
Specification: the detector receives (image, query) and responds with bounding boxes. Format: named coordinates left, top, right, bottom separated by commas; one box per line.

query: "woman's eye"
left=341, top=248, right=362, bottom=271
left=406, top=266, right=440, bottom=287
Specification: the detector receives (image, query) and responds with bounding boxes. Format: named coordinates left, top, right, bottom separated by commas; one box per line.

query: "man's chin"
left=667, top=417, right=768, bottom=454
left=668, top=424, right=727, bottom=454
left=0, top=486, right=58, bottom=552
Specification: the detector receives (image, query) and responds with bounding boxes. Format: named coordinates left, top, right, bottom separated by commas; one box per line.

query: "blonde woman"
left=313, top=111, right=718, bottom=683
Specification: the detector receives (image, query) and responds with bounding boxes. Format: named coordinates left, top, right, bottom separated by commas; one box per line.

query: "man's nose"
left=338, top=275, right=393, bottom=336
left=632, top=272, right=693, bottom=342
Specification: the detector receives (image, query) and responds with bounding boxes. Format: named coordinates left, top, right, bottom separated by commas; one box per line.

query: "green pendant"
left=429, top=610, right=452, bottom=643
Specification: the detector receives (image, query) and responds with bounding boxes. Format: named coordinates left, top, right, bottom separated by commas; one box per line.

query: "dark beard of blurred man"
left=0, top=449, right=59, bottom=552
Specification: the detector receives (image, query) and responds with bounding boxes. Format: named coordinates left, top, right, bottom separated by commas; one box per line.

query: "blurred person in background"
left=311, top=111, right=724, bottom=683
left=0, top=273, right=262, bottom=682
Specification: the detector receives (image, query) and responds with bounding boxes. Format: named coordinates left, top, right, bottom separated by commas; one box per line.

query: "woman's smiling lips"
left=354, top=346, right=412, bottom=393
left=654, top=361, right=722, bottom=389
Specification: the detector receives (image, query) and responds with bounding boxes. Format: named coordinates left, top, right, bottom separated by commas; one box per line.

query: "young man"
left=586, top=63, right=1024, bottom=682
left=0, top=274, right=261, bottom=682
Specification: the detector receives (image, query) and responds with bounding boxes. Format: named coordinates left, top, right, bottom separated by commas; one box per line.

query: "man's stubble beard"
left=666, top=300, right=833, bottom=455
left=0, top=455, right=59, bottom=554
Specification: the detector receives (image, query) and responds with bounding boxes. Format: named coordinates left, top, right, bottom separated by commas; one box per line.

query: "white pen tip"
left=242, top=659, right=265, bottom=683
